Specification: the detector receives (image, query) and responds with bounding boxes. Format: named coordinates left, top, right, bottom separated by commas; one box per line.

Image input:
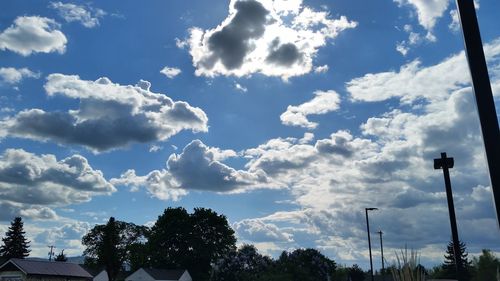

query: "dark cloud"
left=7, top=108, right=159, bottom=152
left=1, top=74, right=208, bottom=152
left=266, top=42, right=302, bottom=66
left=315, top=138, right=353, bottom=158
left=0, top=149, right=114, bottom=207
left=0, top=202, right=57, bottom=221
left=168, top=140, right=268, bottom=191
left=204, top=0, right=269, bottom=70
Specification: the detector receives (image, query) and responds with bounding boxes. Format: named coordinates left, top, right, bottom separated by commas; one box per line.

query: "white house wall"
left=177, top=271, right=191, bottom=281
left=125, top=269, right=156, bottom=281
left=0, top=271, right=25, bottom=281
left=93, top=270, right=108, bottom=281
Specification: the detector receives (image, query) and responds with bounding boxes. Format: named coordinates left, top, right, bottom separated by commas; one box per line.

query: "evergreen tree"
left=472, top=249, right=500, bottom=281
left=55, top=249, right=68, bottom=262
left=441, top=240, right=473, bottom=281
left=0, top=217, right=30, bottom=259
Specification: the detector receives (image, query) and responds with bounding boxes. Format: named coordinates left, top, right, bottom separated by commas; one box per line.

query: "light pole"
left=377, top=230, right=385, bottom=281
left=365, top=207, right=378, bottom=281
left=434, top=152, right=462, bottom=273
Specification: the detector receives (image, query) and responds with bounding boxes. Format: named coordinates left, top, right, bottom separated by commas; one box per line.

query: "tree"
left=438, top=240, right=473, bottom=281
left=472, top=249, right=500, bottom=281
left=147, top=207, right=236, bottom=281
left=55, top=249, right=68, bottom=262
left=82, top=217, right=147, bottom=281
left=0, top=217, right=30, bottom=259
left=348, top=264, right=365, bottom=281
left=210, top=244, right=272, bottom=281
left=274, top=248, right=337, bottom=281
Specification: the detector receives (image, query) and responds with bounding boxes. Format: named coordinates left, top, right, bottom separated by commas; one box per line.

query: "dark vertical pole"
left=365, top=208, right=377, bottom=281
left=378, top=230, right=385, bottom=281
left=434, top=152, right=462, bottom=273
left=455, top=0, right=500, bottom=228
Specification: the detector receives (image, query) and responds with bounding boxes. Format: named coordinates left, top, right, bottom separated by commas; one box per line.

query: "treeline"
left=81, top=207, right=343, bottom=281
left=1, top=211, right=499, bottom=281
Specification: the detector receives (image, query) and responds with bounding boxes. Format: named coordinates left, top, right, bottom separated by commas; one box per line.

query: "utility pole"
left=377, top=230, right=385, bottom=280
left=455, top=0, right=500, bottom=228
left=365, top=208, right=378, bottom=281
left=48, top=245, right=55, bottom=261
left=434, top=152, right=462, bottom=273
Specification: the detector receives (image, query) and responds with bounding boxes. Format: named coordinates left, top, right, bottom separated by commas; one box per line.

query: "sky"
left=0, top=0, right=499, bottom=270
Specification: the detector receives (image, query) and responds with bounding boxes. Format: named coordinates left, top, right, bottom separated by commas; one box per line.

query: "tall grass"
left=390, top=247, right=426, bottom=281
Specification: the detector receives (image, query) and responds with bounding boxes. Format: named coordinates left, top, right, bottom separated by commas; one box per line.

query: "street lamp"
left=365, top=207, right=378, bottom=281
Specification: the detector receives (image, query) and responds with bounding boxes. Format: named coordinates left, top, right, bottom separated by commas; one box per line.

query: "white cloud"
left=394, top=0, right=450, bottom=31
left=49, top=2, right=106, bottom=28
left=160, top=66, right=182, bottom=79
left=0, top=149, right=115, bottom=221
left=347, top=39, right=500, bottom=103
left=112, top=140, right=278, bottom=200
left=0, top=67, right=40, bottom=85
left=313, top=64, right=329, bottom=73
left=149, top=145, right=163, bottom=153
left=0, top=74, right=208, bottom=152
left=280, top=90, right=341, bottom=129
left=233, top=39, right=500, bottom=263
left=0, top=16, right=67, bottom=56
left=184, top=0, right=357, bottom=80
left=235, top=83, right=248, bottom=92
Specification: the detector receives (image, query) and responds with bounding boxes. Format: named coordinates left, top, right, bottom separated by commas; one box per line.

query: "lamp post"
left=365, top=207, right=378, bottom=281
left=377, top=230, right=385, bottom=281
left=434, top=152, right=462, bottom=273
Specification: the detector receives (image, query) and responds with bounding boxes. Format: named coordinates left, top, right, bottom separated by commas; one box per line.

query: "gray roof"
left=0, top=258, right=92, bottom=278
left=143, top=268, right=186, bottom=280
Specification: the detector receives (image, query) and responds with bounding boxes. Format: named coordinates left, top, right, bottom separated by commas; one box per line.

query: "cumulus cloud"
left=0, top=149, right=115, bottom=221
left=280, top=90, right=341, bottom=129
left=234, top=39, right=500, bottom=263
left=112, top=140, right=276, bottom=200
left=184, top=0, right=357, bottom=80
left=394, top=0, right=450, bottom=31
left=160, top=66, right=182, bottom=79
left=49, top=2, right=106, bottom=28
left=0, top=16, right=67, bottom=56
left=0, top=67, right=40, bottom=85
left=0, top=74, right=208, bottom=152
left=234, top=218, right=294, bottom=242
left=347, top=39, right=500, bottom=103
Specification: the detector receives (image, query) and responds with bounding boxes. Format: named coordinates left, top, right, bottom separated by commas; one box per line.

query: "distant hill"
left=26, top=256, right=85, bottom=264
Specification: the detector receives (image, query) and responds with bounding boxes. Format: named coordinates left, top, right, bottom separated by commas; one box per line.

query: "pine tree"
left=442, top=240, right=473, bottom=281
left=0, top=217, right=31, bottom=259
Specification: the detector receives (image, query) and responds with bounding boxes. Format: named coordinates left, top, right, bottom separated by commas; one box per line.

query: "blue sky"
left=0, top=0, right=499, bottom=269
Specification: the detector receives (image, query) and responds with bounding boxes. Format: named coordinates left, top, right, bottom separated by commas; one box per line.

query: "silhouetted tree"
left=82, top=217, right=147, bottom=281
left=148, top=207, right=236, bottom=281
left=439, top=240, right=473, bottom=281
left=472, top=249, right=499, bottom=281
left=348, top=264, right=365, bottom=281
left=55, top=249, right=68, bottom=262
left=210, top=244, right=272, bottom=281
left=274, top=248, right=336, bottom=281
left=0, top=217, right=30, bottom=259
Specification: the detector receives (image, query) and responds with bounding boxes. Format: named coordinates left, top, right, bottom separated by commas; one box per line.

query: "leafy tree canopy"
left=82, top=217, right=147, bottom=281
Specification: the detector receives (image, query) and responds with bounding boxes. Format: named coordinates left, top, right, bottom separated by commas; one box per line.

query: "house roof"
left=0, top=258, right=92, bottom=278
left=143, top=268, right=186, bottom=280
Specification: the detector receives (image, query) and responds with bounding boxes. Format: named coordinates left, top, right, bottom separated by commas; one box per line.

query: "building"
left=125, top=268, right=191, bottom=281
left=0, top=258, right=92, bottom=281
